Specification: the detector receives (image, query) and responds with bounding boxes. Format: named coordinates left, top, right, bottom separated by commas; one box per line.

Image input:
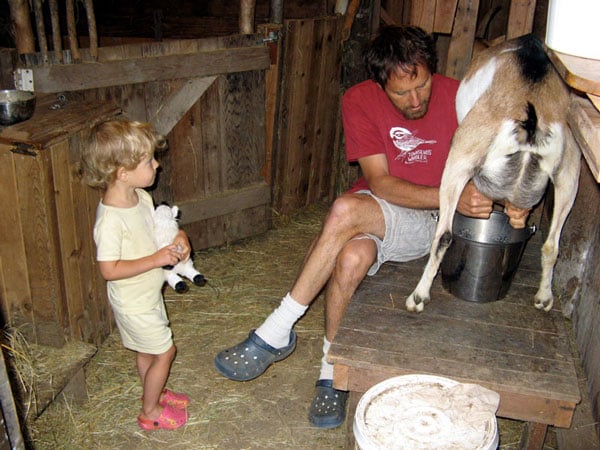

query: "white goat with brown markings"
left=406, top=34, right=580, bottom=313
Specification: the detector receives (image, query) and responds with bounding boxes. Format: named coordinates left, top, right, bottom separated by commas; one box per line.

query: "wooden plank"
left=150, top=76, right=216, bottom=136
left=410, top=0, right=436, bottom=33
left=83, top=180, right=113, bottom=344
left=307, top=17, right=343, bottom=205
left=14, top=150, right=65, bottom=346
left=433, top=0, right=459, bottom=34
left=0, top=95, right=121, bottom=149
left=51, top=138, right=85, bottom=341
left=221, top=70, right=266, bottom=189
left=177, top=183, right=271, bottom=225
left=0, top=149, right=35, bottom=340
left=446, top=0, right=480, bottom=80
left=28, top=46, right=271, bottom=93
left=546, top=48, right=600, bottom=96
left=568, top=95, right=600, bottom=182
left=506, top=0, right=536, bottom=40
left=274, top=18, right=344, bottom=213
left=273, top=19, right=314, bottom=212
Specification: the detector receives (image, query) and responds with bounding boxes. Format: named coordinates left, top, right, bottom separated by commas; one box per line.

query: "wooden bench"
left=328, top=231, right=581, bottom=449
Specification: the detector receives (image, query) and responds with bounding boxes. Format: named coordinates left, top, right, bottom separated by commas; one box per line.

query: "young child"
left=81, top=119, right=190, bottom=430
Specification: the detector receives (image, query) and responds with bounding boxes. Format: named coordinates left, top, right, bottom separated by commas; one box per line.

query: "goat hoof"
left=175, top=281, right=189, bottom=294
left=406, top=294, right=425, bottom=313
left=193, top=274, right=207, bottom=287
left=534, top=296, right=553, bottom=312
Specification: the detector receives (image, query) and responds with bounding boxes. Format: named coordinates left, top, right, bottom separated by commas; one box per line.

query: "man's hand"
left=503, top=201, right=531, bottom=229
left=456, top=182, right=493, bottom=218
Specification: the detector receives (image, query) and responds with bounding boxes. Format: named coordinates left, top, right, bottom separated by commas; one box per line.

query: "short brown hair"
left=80, top=120, right=166, bottom=190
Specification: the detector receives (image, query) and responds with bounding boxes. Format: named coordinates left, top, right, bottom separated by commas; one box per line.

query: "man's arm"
left=359, top=153, right=494, bottom=217
left=359, top=153, right=439, bottom=208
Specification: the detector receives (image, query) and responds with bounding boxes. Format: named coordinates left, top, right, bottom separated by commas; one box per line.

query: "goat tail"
left=518, top=102, right=538, bottom=145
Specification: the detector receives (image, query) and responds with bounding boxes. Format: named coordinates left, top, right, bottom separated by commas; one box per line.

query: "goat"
left=406, top=34, right=580, bottom=313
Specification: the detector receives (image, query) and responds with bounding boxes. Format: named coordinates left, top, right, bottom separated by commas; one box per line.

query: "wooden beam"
left=8, top=0, right=35, bottom=54
left=28, top=45, right=270, bottom=93
left=178, top=183, right=271, bottom=225
left=150, top=76, right=217, bottom=136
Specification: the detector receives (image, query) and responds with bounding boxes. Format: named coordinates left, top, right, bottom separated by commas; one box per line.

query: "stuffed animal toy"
left=152, top=203, right=207, bottom=293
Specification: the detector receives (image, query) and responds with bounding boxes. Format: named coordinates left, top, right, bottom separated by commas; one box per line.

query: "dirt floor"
left=28, top=202, right=560, bottom=449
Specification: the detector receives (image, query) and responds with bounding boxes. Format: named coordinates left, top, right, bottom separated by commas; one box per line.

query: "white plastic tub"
left=546, top=0, right=600, bottom=60
left=354, top=374, right=499, bottom=450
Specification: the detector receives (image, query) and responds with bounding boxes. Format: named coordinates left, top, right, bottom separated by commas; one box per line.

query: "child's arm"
left=98, top=244, right=182, bottom=281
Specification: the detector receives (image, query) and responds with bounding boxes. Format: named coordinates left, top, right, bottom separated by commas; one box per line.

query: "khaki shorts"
left=113, top=301, right=173, bottom=354
left=355, top=190, right=438, bottom=276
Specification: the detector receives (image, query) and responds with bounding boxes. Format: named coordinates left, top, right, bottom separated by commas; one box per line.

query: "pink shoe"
left=160, top=389, right=190, bottom=409
left=137, top=404, right=187, bottom=430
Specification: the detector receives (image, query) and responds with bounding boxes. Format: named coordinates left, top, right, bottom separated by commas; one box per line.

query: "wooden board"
left=568, top=95, right=600, bottom=182
left=273, top=16, right=344, bottom=213
left=547, top=48, right=600, bottom=96
left=328, top=232, right=581, bottom=428
left=446, top=0, right=480, bottom=80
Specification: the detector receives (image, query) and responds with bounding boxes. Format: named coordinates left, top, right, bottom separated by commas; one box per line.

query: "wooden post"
left=270, top=0, right=283, bottom=24
left=66, top=0, right=81, bottom=62
left=240, top=0, right=256, bottom=35
left=49, top=0, right=63, bottom=63
left=7, top=0, right=35, bottom=54
left=32, top=0, right=48, bottom=62
left=83, top=0, right=98, bottom=60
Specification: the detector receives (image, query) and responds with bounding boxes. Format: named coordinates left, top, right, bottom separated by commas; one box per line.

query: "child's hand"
left=173, top=230, right=191, bottom=262
left=154, top=244, right=183, bottom=268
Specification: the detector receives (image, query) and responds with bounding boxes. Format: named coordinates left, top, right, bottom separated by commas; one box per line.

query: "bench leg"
left=519, top=422, right=547, bottom=450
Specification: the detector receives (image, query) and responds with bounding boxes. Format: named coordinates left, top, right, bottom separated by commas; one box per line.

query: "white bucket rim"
left=354, top=374, right=499, bottom=450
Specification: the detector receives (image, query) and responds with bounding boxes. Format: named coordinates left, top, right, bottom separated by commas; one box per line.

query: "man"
left=214, top=25, right=521, bottom=429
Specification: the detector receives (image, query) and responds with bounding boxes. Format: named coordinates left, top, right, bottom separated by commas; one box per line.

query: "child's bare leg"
left=137, top=345, right=176, bottom=419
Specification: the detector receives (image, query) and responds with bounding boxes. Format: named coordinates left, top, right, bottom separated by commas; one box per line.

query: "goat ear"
left=172, top=205, right=180, bottom=218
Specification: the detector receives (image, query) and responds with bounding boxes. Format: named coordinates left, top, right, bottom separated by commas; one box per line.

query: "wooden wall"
left=272, top=16, right=344, bottom=213
left=0, top=34, right=273, bottom=346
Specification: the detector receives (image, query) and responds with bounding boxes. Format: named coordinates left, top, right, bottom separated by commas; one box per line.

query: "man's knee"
left=326, top=194, right=375, bottom=230
left=335, top=241, right=375, bottom=279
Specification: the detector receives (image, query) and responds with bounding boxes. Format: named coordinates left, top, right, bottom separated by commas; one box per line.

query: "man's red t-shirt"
left=343, top=74, right=460, bottom=193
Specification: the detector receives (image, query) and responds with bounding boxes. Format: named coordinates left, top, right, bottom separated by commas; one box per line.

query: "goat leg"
left=534, top=129, right=581, bottom=311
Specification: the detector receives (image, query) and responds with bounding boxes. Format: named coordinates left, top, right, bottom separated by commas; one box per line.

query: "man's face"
left=383, top=64, right=433, bottom=120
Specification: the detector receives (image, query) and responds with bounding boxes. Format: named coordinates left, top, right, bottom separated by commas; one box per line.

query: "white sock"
left=255, top=293, right=308, bottom=348
left=318, top=337, right=334, bottom=380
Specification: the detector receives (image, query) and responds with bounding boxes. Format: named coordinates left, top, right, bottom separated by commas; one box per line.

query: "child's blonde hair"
left=81, top=119, right=167, bottom=190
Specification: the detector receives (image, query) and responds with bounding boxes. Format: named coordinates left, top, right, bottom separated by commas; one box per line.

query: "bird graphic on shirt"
left=390, top=127, right=437, bottom=159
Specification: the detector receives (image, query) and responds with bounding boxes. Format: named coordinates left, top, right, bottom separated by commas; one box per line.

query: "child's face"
left=124, top=153, right=159, bottom=188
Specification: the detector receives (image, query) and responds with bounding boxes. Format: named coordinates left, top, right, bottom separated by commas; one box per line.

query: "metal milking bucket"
left=441, top=210, right=536, bottom=302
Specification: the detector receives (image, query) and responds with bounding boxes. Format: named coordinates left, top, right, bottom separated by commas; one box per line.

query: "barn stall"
left=0, top=0, right=598, bottom=447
